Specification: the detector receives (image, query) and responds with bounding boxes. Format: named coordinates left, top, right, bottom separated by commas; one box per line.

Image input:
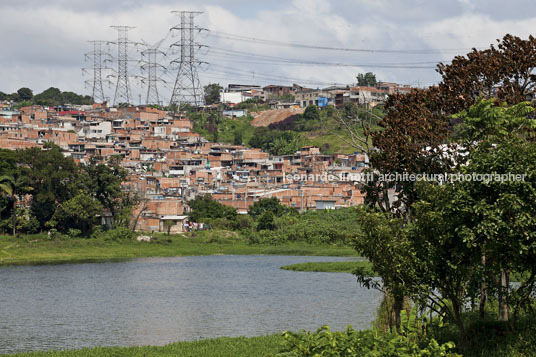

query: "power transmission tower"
left=110, top=26, right=135, bottom=106
left=169, top=11, right=205, bottom=108
left=141, top=40, right=167, bottom=106
left=83, top=40, right=110, bottom=103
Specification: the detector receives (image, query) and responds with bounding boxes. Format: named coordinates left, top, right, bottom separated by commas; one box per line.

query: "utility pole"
left=83, top=40, right=110, bottom=103
left=169, top=11, right=205, bottom=109
left=110, top=26, right=136, bottom=106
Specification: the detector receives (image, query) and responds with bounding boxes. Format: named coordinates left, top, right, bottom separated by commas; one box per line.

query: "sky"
left=1, top=0, right=536, bottom=104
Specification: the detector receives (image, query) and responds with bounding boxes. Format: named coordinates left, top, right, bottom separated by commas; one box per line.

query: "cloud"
left=0, top=0, right=535, bottom=102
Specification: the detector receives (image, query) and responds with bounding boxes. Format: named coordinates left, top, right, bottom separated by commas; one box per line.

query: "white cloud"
left=0, top=0, right=535, bottom=102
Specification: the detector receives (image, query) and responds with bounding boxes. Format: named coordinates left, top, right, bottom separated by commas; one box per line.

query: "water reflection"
left=0, top=255, right=382, bottom=353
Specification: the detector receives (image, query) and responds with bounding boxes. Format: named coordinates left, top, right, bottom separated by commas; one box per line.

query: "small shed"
left=159, top=215, right=189, bottom=234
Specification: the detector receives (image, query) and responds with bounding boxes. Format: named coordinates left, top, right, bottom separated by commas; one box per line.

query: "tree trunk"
left=131, top=199, right=148, bottom=232
left=393, top=293, right=403, bottom=331
left=12, top=195, right=16, bottom=236
left=479, top=254, right=486, bottom=318
left=450, top=295, right=467, bottom=348
left=498, top=270, right=510, bottom=322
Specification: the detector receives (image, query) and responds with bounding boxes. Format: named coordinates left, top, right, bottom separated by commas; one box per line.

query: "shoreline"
left=5, top=334, right=284, bottom=357
left=0, top=233, right=358, bottom=267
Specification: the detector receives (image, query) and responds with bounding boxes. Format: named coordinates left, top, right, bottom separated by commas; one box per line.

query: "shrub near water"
left=94, top=227, right=136, bottom=242
left=277, top=325, right=459, bottom=357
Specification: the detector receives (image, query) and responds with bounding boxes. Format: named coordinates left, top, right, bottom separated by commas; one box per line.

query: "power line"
left=205, top=52, right=437, bottom=69
left=205, top=64, right=350, bottom=86
left=207, top=46, right=443, bottom=68
left=207, top=30, right=474, bottom=55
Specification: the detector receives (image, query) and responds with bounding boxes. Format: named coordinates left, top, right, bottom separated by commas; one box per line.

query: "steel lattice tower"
left=141, top=45, right=166, bottom=106
left=169, top=11, right=204, bottom=108
left=83, top=40, right=109, bottom=103
left=111, top=26, right=135, bottom=105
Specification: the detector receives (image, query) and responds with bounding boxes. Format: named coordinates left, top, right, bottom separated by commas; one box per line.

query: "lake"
left=0, top=255, right=382, bottom=354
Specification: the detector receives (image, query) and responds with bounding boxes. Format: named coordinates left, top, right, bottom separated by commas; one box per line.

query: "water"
left=0, top=255, right=382, bottom=354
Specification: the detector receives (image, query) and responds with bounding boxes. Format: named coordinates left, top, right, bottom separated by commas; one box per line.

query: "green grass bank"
left=0, top=231, right=357, bottom=266
left=6, top=334, right=283, bottom=357
left=280, top=260, right=374, bottom=274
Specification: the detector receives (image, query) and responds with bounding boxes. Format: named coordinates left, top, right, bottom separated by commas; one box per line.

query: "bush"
left=97, top=227, right=136, bottom=242
left=205, top=217, right=234, bottom=230
left=67, top=228, right=82, bottom=239
left=257, top=211, right=276, bottom=231
left=248, top=230, right=286, bottom=245
left=235, top=214, right=254, bottom=230
left=277, top=325, right=459, bottom=357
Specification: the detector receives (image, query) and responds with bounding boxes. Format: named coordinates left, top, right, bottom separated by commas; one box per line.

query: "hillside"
left=250, top=108, right=305, bottom=127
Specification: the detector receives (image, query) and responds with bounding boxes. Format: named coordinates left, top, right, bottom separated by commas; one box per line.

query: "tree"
left=49, top=192, right=103, bottom=235
left=187, top=194, right=237, bottom=223
left=256, top=211, right=276, bottom=231
left=355, top=207, right=424, bottom=331
left=0, top=174, right=32, bottom=236
left=248, top=197, right=289, bottom=219
left=18, top=144, right=80, bottom=229
left=303, top=105, right=320, bottom=121
left=163, top=219, right=175, bottom=235
left=453, top=99, right=536, bottom=322
left=83, top=159, right=127, bottom=218
left=17, top=87, right=33, bottom=102
left=364, top=87, right=451, bottom=218
left=204, top=83, right=223, bottom=105
left=357, top=72, right=377, bottom=87
left=233, top=130, right=243, bottom=145
left=33, top=87, right=62, bottom=106
left=437, top=34, right=536, bottom=113
left=333, top=102, right=381, bottom=156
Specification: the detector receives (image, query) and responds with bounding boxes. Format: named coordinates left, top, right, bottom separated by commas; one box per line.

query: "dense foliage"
left=204, top=83, right=223, bottom=105
left=187, top=194, right=238, bottom=224
left=356, top=72, right=377, bottom=87
left=355, top=34, right=536, bottom=355
left=1, top=86, right=93, bottom=106
left=278, top=314, right=459, bottom=357
left=0, top=145, right=128, bottom=236
left=248, top=127, right=306, bottom=155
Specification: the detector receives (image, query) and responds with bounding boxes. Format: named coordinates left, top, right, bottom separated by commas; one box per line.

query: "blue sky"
left=1, top=0, right=535, bottom=103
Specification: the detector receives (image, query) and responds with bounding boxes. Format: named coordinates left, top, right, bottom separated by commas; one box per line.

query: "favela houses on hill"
left=2, top=1, right=536, bottom=356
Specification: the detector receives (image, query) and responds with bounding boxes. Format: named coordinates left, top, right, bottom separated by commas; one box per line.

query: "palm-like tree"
left=0, top=175, right=31, bottom=236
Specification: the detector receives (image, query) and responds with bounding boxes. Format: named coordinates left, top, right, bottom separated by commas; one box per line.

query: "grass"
left=7, top=334, right=284, bottom=357
left=280, top=260, right=375, bottom=274
left=0, top=231, right=358, bottom=266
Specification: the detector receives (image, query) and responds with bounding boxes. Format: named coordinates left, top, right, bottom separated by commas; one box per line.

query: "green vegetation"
left=203, top=83, right=223, bottom=105
left=280, top=323, right=459, bottom=357
left=356, top=72, right=377, bottom=87
left=187, top=194, right=238, bottom=223
left=189, top=111, right=256, bottom=144
left=248, top=127, right=307, bottom=155
left=431, top=311, right=536, bottom=356
left=280, top=260, right=374, bottom=274
left=185, top=196, right=360, bottom=246
left=0, top=86, right=93, bottom=106
left=234, top=98, right=271, bottom=111
left=351, top=34, right=536, bottom=356
left=249, top=207, right=359, bottom=245
left=0, top=230, right=357, bottom=266
left=0, top=146, right=130, bottom=237
left=7, top=334, right=283, bottom=357
left=187, top=102, right=383, bottom=154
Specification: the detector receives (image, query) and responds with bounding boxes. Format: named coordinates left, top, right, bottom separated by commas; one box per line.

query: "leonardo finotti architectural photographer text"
left=285, top=172, right=527, bottom=184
